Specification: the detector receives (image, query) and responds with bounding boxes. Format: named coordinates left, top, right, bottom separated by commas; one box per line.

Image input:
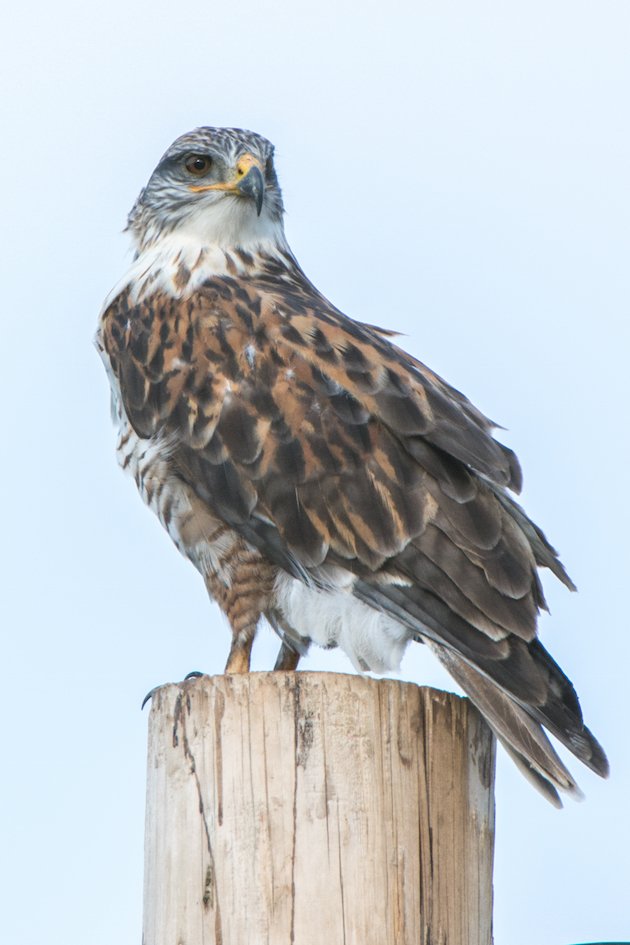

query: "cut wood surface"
left=143, top=672, right=495, bottom=945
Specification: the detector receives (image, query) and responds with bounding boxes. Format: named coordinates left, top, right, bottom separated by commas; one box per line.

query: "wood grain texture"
left=143, top=672, right=496, bottom=945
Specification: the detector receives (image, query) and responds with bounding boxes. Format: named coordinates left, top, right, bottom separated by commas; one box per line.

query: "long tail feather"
left=429, top=641, right=583, bottom=806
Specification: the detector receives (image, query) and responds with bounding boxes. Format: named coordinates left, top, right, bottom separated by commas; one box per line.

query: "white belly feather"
left=273, top=571, right=412, bottom=674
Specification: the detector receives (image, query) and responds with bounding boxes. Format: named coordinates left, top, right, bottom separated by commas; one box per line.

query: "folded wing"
left=100, top=268, right=607, bottom=803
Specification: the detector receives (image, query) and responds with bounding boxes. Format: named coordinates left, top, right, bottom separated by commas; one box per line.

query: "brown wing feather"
left=99, top=265, right=606, bottom=798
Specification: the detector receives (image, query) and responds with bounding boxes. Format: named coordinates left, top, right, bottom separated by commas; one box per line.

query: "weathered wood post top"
left=143, top=671, right=496, bottom=945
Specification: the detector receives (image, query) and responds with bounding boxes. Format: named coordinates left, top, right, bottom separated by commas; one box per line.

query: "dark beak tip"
left=237, top=165, right=265, bottom=216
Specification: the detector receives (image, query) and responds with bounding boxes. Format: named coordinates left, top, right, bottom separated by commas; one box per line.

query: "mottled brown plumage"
left=97, top=126, right=607, bottom=804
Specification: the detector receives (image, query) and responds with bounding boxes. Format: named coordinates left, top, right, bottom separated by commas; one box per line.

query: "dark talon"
left=142, top=672, right=205, bottom=709
left=141, top=685, right=160, bottom=710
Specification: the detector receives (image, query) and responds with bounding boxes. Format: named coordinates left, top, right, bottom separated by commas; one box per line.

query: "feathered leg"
left=203, top=549, right=277, bottom=674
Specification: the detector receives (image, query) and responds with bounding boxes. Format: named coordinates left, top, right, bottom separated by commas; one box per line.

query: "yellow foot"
left=224, top=647, right=252, bottom=674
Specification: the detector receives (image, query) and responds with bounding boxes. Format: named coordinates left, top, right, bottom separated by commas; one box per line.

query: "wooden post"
left=143, top=672, right=495, bottom=945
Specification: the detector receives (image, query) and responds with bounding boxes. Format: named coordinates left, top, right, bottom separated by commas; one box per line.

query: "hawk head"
left=127, top=127, right=286, bottom=250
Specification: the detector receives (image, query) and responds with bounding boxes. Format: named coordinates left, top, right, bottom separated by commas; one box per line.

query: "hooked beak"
left=236, top=162, right=264, bottom=215
left=189, top=153, right=265, bottom=216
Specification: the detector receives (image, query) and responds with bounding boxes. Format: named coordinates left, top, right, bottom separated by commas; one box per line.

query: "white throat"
left=145, top=193, right=286, bottom=254
left=186, top=194, right=285, bottom=246
left=102, top=199, right=289, bottom=311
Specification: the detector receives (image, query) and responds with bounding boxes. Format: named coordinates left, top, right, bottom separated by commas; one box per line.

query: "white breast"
left=100, top=220, right=291, bottom=311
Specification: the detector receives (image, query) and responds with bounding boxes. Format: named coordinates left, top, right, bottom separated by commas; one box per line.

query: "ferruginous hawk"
left=96, top=126, right=607, bottom=805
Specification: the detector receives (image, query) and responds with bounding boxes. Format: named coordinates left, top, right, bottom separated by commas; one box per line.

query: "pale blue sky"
left=1, top=2, right=629, bottom=943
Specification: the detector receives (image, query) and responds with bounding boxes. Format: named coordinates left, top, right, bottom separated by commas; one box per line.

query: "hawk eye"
left=184, top=155, right=212, bottom=176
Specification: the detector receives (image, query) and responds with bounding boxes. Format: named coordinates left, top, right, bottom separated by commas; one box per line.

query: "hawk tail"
left=430, top=641, right=608, bottom=806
